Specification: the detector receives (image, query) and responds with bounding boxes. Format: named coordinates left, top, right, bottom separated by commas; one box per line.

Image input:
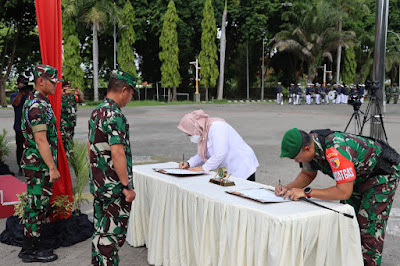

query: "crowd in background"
left=275, top=82, right=400, bottom=105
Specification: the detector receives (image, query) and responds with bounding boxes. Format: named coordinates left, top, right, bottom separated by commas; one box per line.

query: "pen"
left=279, top=179, right=282, bottom=191
left=182, top=154, right=185, bottom=168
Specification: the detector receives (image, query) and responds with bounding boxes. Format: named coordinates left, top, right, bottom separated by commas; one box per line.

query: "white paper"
left=227, top=188, right=291, bottom=203
left=153, top=168, right=205, bottom=175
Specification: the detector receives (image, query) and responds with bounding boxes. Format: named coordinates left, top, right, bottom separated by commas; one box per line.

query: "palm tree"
left=325, top=0, right=368, bottom=85
left=72, top=0, right=121, bottom=101
left=271, top=1, right=355, bottom=83
left=357, top=31, right=375, bottom=82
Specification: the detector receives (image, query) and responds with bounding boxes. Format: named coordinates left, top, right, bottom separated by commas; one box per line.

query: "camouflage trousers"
left=92, top=195, right=131, bottom=266
left=346, top=177, right=399, bottom=266
left=61, top=126, right=74, bottom=152
left=23, top=169, right=53, bottom=238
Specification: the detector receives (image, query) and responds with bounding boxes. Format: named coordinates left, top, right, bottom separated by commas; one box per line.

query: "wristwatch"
left=122, top=181, right=133, bottom=191
left=304, top=187, right=312, bottom=198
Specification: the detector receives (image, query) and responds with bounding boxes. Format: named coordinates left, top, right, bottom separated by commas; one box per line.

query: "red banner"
left=35, top=0, right=72, bottom=219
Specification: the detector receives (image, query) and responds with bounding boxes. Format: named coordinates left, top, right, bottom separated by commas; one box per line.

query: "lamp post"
left=388, top=30, right=400, bottom=89
left=190, top=58, right=201, bottom=102
left=323, top=64, right=332, bottom=87
left=113, top=24, right=127, bottom=69
left=261, top=37, right=265, bottom=100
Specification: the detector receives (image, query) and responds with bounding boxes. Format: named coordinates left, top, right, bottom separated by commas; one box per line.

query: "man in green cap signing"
left=276, top=128, right=400, bottom=266
left=88, top=69, right=137, bottom=265
left=19, top=64, right=62, bottom=262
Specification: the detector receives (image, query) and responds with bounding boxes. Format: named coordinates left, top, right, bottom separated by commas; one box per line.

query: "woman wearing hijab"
left=177, top=110, right=259, bottom=181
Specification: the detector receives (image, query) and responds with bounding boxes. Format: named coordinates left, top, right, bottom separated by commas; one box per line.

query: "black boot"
left=22, top=237, right=58, bottom=263
left=18, top=236, right=34, bottom=260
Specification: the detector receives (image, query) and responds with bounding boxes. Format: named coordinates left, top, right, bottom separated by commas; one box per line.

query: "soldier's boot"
left=22, top=237, right=58, bottom=263
left=18, top=236, right=34, bottom=260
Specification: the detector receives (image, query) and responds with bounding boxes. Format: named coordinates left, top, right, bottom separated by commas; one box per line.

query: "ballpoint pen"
left=279, top=179, right=282, bottom=192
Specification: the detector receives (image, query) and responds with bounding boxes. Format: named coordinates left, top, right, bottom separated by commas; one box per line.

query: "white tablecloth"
left=126, top=162, right=363, bottom=266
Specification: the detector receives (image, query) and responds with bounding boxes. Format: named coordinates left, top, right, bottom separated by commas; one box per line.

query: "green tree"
left=228, top=0, right=279, bottom=99
left=159, top=0, right=180, bottom=102
left=73, top=0, right=121, bottom=101
left=342, top=45, right=356, bottom=85
left=117, top=0, right=137, bottom=76
left=386, top=33, right=400, bottom=87
left=62, top=0, right=85, bottom=91
left=63, top=35, right=85, bottom=90
left=271, top=0, right=355, bottom=83
left=62, top=0, right=78, bottom=38
left=199, top=0, right=219, bottom=102
left=325, top=0, right=368, bottom=84
left=0, top=0, right=39, bottom=106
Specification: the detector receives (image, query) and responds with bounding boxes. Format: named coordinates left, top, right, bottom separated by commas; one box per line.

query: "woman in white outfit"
left=177, top=110, right=259, bottom=181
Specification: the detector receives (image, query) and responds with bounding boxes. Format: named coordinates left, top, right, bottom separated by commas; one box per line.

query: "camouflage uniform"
left=393, top=86, right=399, bottom=104
left=385, top=87, right=392, bottom=103
left=88, top=97, right=133, bottom=266
left=21, top=89, right=58, bottom=238
left=60, top=94, right=77, bottom=151
left=302, top=132, right=399, bottom=266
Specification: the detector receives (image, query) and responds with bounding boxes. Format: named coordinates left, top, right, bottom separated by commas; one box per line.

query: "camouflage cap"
left=33, top=64, right=62, bottom=83
left=110, top=69, right=139, bottom=93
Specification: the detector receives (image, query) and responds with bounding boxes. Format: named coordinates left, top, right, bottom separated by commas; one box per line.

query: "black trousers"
left=15, top=130, right=24, bottom=167
left=247, top=172, right=256, bottom=182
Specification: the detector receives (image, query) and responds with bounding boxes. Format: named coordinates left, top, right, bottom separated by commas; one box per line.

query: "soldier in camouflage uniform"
left=19, top=64, right=62, bottom=263
left=392, top=84, right=399, bottom=104
left=60, top=80, right=84, bottom=153
left=385, top=86, right=392, bottom=104
left=88, top=70, right=138, bottom=265
left=277, top=128, right=400, bottom=266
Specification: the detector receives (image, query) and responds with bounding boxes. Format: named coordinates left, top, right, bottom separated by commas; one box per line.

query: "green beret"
left=110, top=69, right=139, bottom=93
left=280, top=128, right=303, bottom=159
left=34, top=64, right=62, bottom=83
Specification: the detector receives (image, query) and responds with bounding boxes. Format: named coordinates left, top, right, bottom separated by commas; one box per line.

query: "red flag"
left=35, top=0, right=73, bottom=219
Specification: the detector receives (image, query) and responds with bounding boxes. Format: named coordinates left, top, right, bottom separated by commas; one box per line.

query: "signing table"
left=126, top=162, right=363, bottom=266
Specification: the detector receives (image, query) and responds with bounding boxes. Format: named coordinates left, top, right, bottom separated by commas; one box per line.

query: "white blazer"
left=187, top=121, right=259, bottom=179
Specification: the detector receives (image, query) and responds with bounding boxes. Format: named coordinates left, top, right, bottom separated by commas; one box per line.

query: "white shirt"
left=187, top=121, right=259, bottom=179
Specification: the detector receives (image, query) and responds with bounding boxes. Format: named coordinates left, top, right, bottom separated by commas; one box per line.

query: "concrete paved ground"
left=1, top=101, right=400, bottom=265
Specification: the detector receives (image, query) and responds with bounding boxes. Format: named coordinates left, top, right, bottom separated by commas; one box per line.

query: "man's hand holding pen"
left=274, top=184, right=307, bottom=201
left=275, top=183, right=289, bottom=196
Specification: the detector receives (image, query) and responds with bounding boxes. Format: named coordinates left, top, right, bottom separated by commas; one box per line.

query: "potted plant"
left=67, top=140, right=90, bottom=214
left=0, top=129, right=14, bottom=175
left=3, top=140, right=93, bottom=249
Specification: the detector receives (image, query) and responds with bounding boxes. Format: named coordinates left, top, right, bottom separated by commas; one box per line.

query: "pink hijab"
left=177, top=110, right=225, bottom=162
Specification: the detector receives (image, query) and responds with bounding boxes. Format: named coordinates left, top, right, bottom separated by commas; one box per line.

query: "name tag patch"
left=333, top=167, right=355, bottom=181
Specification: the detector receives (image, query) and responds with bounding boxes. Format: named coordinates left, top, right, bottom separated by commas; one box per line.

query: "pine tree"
left=63, top=35, right=85, bottom=90
left=342, top=46, right=356, bottom=85
left=159, top=0, right=180, bottom=102
left=199, top=0, right=219, bottom=102
left=117, top=0, right=137, bottom=76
